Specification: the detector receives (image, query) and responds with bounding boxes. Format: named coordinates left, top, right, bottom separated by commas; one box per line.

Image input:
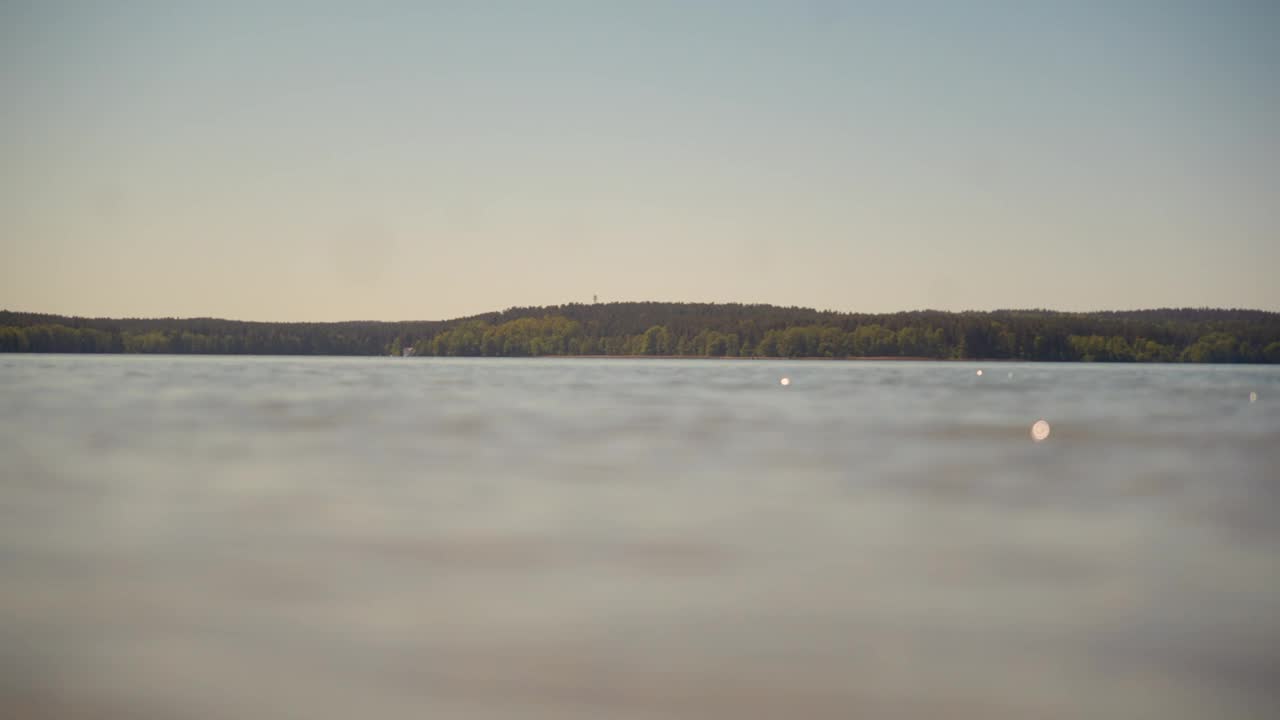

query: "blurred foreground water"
left=2, top=356, right=1278, bottom=719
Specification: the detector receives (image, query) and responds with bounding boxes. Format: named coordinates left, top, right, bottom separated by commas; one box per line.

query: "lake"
left=2, top=355, right=1278, bottom=719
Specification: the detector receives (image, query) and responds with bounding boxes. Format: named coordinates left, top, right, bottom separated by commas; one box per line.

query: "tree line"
left=0, top=311, right=439, bottom=356
left=2, top=304, right=1278, bottom=362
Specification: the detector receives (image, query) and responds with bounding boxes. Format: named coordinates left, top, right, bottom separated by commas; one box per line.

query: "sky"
left=2, top=0, right=1277, bottom=321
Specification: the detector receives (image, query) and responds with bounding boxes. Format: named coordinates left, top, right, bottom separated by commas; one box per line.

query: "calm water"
left=2, top=355, right=1278, bottom=719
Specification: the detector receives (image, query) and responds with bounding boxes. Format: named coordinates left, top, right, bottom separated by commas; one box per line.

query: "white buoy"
left=1031, top=419, right=1051, bottom=442
left=780, top=377, right=791, bottom=386
left=1249, top=391, right=1257, bottom=403
left=976, top=369, right=983, bottom=377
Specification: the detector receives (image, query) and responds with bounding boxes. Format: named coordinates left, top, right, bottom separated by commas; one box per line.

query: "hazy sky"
left=2, top=1, right=1277, bottom=321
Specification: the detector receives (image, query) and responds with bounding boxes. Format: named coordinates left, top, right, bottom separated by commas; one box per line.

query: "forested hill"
left=2, top=304, right=1279, bottom=362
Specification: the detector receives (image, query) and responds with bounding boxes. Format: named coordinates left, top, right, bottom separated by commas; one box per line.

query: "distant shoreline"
left=482, top=355, right=944, bottom=361
left=4, top=303, right=1278, bottom=363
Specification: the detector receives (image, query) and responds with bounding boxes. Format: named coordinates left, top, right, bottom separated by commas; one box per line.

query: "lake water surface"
left=2, top=356, right=1278, bottom=719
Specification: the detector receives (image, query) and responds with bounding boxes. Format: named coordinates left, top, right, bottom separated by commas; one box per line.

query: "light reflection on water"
left=1031, top=419, right=1051, bottom=442
left=1, top=356, right=1279, bottom=719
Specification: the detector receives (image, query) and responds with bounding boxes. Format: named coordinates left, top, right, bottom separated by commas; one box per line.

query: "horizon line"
left=3, top=301, right=1278, bottom=326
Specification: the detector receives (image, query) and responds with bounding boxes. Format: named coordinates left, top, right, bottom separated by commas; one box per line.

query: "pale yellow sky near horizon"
left=3, top=2, right=1278, bottom=322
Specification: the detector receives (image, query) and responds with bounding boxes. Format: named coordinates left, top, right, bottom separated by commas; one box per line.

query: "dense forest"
left=2, top=303, right=1279, bottom=362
